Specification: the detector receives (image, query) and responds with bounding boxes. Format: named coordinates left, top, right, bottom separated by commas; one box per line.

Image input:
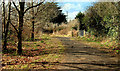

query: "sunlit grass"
left=2, top=34, right=64, bottom=69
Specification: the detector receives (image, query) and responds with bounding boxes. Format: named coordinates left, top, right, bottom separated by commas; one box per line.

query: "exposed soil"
left=2, top=36, right=120, bottom=71
left=54, top=37, right=120, bottom=71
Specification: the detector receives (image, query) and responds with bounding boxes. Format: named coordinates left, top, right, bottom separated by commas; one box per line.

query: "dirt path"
left=54, top=37, right=120, bottom=71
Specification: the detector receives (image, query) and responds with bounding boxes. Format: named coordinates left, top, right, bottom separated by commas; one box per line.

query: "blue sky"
left=58, top=2, right=94, bottom=21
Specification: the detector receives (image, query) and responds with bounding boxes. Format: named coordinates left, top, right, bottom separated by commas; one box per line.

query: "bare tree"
left=31, top=1, right=35, bottom=41
left=12, top=0, right=45, bottom=55
left=26, top=2, right=60, bottom=41
left=2, top=0, right=5, bottom=44
left=3, top=2, right=11, bottom=50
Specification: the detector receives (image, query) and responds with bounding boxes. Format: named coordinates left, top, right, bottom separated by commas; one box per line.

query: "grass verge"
left=2, top=34, right=64, bottom=69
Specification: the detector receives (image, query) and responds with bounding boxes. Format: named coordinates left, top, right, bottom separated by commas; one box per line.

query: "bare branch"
left=10, top=21, right=19, bottom=34
left=12, top=2, right=20, bottom=13
left=24, top=0, right=45, bottom=14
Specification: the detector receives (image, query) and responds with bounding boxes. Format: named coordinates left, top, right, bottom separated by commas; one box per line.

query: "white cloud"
left=61, top=3, right=75, bottom=11
left=56, top=0, right=120, bottom=2
left=56, top=0, right=98, bottom=2
left=75, top=4, right=83, bottom=10
left=67, top=11, right=79, bottom=21
left=60, top=3, right=84, bottom=21
left=61, top=3, right=83, bottom=11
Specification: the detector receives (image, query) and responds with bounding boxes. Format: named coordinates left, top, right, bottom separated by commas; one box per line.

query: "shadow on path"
left=53, top=37, right=120, bottom=71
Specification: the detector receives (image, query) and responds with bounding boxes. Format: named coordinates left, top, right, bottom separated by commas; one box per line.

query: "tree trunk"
left=77, top=19, right=80, bottom=37
left=2, top=0, right=5, bottom=41
left=13, top=1, right=44, bottom=55
left=31, top=17, right=34, bottom=41
left=17, top=2, right=25, bottom=55
left=31, top=2, right=35, bottom=41
left=117, top=2, right=120, bottom=69
left=71, top=29, right=73, bottom=37
left=3, top=2, right=11, bottom=50
left=118, top=1, right=120, bottom=51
